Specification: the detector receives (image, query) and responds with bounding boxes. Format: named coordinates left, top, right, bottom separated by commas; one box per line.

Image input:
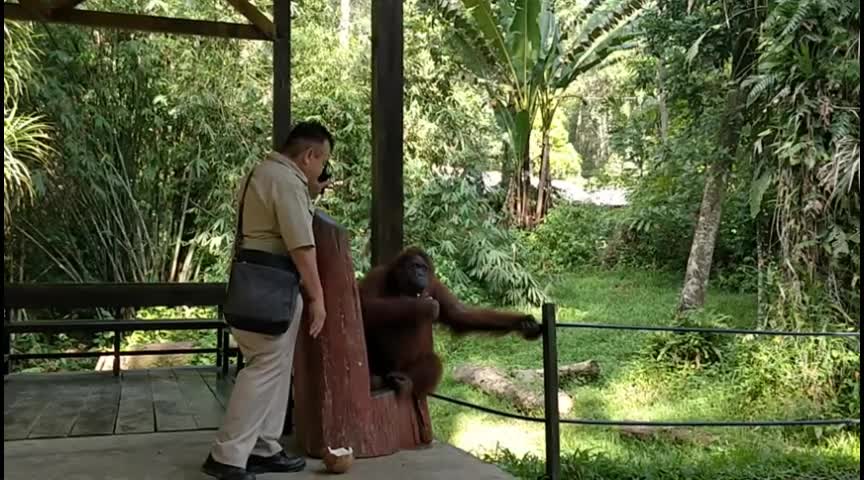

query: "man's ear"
left=297, top=149, right=311, bottom=167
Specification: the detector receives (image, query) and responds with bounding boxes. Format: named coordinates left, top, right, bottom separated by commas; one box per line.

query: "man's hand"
left=309, top=179, right=333, bottom=199
left=289, top=246, right=326, bottom=338
left=308, top=299, right=326, bottom=339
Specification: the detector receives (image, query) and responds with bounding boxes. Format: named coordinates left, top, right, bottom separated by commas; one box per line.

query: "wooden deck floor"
left=3, top=367, right=234, bottom=441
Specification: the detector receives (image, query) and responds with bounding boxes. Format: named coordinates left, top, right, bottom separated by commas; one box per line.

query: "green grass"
left=429, top=269, right=860, bottom=479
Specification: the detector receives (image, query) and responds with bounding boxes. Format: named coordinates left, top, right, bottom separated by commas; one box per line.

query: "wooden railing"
left=3, top=283, right=239, bottom=376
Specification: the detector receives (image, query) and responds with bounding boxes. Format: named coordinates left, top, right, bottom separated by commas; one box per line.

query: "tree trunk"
left=507, top=140, right=532, bottom=226
left=677, top=6, right=761, bottom=313
left=756, top=218, right=770, bottom=328
left=535, top=129, right=552, bottom=223
left=657, top=63, right=670, bottom=143
left=678, top=90, right=741, bottom=313
left=339, top=0, right=351, bottom=48
left=519, top=141, right=533, bottom=227
left=501, top=140, right=511, bottom=186
left=678, top=156, right=731, bottom=312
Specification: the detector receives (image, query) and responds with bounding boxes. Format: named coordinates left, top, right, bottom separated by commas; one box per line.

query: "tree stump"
left=292, top=210, right=431, bottom=459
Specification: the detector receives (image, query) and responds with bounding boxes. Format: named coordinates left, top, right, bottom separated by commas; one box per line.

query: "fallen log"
left=451, top=361, right=599, bottom=415
left=512, top=360, right=601, bottom=385
left=617, top=426, right=716, bottom=445
left=453, top=365, right=572, bottom=413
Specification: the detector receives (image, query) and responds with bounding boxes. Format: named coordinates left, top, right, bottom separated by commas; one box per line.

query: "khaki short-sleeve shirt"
left=237, top=151, right=315, bottom=256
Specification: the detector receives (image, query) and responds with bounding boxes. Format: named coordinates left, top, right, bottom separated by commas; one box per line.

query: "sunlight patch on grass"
left=448, top=413, right=545, bottom=457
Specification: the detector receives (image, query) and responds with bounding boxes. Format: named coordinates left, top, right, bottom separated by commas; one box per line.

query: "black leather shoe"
left=246, top=450, right=306, bottom=474
left=201, top=454, right=256, bottom=480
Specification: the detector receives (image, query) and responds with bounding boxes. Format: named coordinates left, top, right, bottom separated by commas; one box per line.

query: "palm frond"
left=779, top=0, right=815, bottom=39
left=4, top=103, right=54, bottom=224
left=423, top=0, right=507, bottom=80
left=561, top=0, right=645, bottom=74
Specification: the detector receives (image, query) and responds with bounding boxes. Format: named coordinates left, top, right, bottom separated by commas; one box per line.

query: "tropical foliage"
left=3, top=23, right=53, bottom=226
left=2, top=0, right=859, bottom=477
left=424, top=0, right=643, bottom=226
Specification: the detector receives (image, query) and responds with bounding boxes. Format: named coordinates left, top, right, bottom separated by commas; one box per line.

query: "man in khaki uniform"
left=203, top=122, right=334, bottom=480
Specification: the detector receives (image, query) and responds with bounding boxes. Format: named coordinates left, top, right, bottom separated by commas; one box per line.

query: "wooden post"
left=4, top=309, right=11, bottom=375
left=216, top=305, right=224, bottom=370
left=216, top=326, right=223, bottom=368
left=370, top=0, right=404, bottom=267
left=542, top=303, right=560, bottom=480
left=272, top=0, right=291, bottom=151
left=221, top=330, right=231, bottom=377
left=293, top=211, right=431, bottom=458
left=113, top=329, right=121, bottom=377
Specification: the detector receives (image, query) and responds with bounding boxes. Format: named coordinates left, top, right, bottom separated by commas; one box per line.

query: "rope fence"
left=430, top=393, right=860, bottom=428
left=556, top=322, right=861, bottom=337
left=429, top=303, right=861, bottom=480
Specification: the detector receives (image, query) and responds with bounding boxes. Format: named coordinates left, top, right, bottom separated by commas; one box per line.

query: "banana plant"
left=425, top=0, right=644, bottom=225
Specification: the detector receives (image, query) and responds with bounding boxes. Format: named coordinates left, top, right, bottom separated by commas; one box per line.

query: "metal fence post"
left=542, top=303, right=560, bottom=480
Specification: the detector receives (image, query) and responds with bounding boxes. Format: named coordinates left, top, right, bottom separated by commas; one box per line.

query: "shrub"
left=644, top=310, right=731, bottom=370
left=521, top=203, right=619, bottom=273
left=484, top=444, right=860, bottom=480
left=405, top=169, right=546, bottom=306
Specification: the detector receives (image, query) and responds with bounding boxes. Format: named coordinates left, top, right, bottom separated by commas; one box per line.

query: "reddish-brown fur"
left=358, top=247, right=541, bottom=398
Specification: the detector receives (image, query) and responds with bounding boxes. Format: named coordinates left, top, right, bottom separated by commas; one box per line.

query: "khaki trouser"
left=210, top=295, right=303, bottom=468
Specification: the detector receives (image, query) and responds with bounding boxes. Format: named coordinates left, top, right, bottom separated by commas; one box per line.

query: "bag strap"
left=232, top=166, right=257, bottom=260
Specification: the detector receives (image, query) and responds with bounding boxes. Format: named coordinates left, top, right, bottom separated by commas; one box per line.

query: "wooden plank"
left=149, top=370, right=197, bottom=431
left=3, top=4, right=270, bottom=41
left=115, top=370, right=155, bottom=434
left=3, top=381, right=49, bottom=440
left=4, top=380, right=23, bottom=415
left=271, top=0, right=291, bottom=150
left=27, top=378, right=92, bottom=438
left=69, top=376, right=121, bottom=436
left=174, top=369, right=225, bottom=429
left=370, top=0, right=404, bottom=267
left=201, top=371, right=235, bottom=409
left=226, top=0, right=274, bottom=40
left=4, top=370, right=116, bottom=383
left=3, top=281, right=226, bottom=309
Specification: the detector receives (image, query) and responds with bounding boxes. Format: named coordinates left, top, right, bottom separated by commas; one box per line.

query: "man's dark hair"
left=278, top=121, right=335, bottom=157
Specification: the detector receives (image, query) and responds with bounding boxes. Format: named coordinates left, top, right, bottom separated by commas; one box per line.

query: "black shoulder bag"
left=223, top=167, right=302, bottom=335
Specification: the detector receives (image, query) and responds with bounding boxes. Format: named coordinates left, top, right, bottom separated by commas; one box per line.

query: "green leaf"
left=508, top=0, right=543, bottom=86
left=686, top=30, right=710, bottom=64
left=463, top=0, right=515, bottom=74
left=750, top=170, right=773, bottom=218
left=686, top=24, right=722, bottom=65
left=513, top=108, right=533, bottom=159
